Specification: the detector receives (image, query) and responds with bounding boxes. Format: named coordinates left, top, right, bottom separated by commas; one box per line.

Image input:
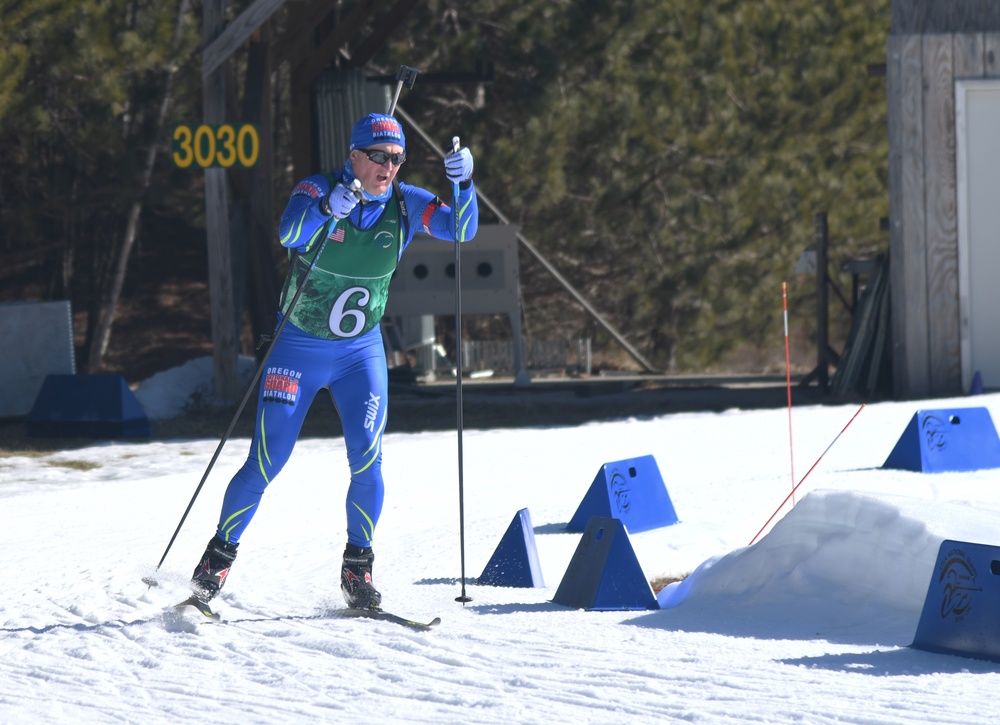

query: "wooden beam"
left=288, top=1, right=385, bottom=180
left=922, top=34, right=961, bottom=395
left=203, top=0, right=287, bottom=78
left=888, top=34, right=931, bottom=398
left=989, top=32, right=1000, bottom=75
left=272, top=0, right=336, bottom=69
left=366, top=62, right=494, bottom=85
left=291, top=0, right=388, bottom=91
left=243, top=26, right=280, bottom=355
left=204, top=0, right=240, bottom=402
left=280, top=0, right=426, bottom=184
left=349, top=0, right=424, bottom=67
left=290, top=83, right=314, bottom=180
left=891, top=0, right=1000, bottom=34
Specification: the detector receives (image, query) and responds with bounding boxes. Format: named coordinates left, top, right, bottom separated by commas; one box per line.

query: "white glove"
left=444, top=146, right=474, bottom=184
left=323, top=182, right=359, bottom=219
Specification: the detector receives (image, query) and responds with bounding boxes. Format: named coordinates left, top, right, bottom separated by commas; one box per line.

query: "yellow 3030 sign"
left=172, top=124, right=259, bottom=168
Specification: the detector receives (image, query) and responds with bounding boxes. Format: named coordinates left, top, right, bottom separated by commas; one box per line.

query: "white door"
left=956, top=80, right=1000, bottom=393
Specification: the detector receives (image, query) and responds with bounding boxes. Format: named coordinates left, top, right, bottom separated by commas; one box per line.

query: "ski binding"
left=174, top=595, right=222, bottom=622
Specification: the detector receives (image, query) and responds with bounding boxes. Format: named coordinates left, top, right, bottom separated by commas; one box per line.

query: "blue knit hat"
left=349, top=113, right=405, bottom=151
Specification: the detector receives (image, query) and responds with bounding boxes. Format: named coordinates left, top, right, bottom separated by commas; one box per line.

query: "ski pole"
left=151, top=181, right=361, bottom=574
left=452, top=135, right=471, bottom=605
left=387, top=65, right=420, bottom=115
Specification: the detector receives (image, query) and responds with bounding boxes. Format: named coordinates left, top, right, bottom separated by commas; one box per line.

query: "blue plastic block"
left=882, top=407, right=1000, bottom=473
left=911, top=539, right=1000, bottom=662
left=553, top=516, right=659, bottom=611
left=26, top=374, right=151, bottom=438
left=479, top=508, right=545, bottom=588
left=566, top=455, right=678, bottom=533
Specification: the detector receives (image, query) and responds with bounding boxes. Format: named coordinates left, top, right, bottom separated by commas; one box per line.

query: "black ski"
left=335, top=607, right=440, bottom=631
left=144, top=576, right=222, bottom=622
left=173, top=595, right=222, bottom=622
left=146, top=575, right=435, bottom=629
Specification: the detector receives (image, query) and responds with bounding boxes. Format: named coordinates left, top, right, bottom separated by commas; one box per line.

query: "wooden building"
left=888, top=1, right=1000, bottom=397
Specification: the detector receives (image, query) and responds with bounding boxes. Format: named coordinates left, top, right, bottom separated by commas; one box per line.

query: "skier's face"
left=350, top=143, right=404, bottom=197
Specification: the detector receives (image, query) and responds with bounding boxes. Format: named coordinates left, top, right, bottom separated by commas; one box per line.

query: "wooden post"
left=244, top=25, right=279, bottom=359
left=815, top=212, right=830, bottom=392
left=287, top=0, right=317, bottom=181
left=203, top=0, right=240, bottom=402
left=797, top=211, right=838, bottom=393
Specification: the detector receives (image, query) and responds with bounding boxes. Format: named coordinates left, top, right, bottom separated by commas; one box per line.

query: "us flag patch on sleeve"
left=329, top=228, right=345, bottom=242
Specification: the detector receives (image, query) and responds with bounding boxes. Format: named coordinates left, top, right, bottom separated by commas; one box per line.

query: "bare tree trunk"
left=87, top=0, right=191, bottom=372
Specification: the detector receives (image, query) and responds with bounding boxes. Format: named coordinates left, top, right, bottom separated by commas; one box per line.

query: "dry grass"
left=650, top=574, right=689, bottom=593
left=44, top=460, right=102, bottom=471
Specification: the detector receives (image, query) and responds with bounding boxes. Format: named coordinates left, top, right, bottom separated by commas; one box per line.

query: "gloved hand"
left=444, top=146, right=474, bottom=184
left=323, top=182, right=360, bottom=219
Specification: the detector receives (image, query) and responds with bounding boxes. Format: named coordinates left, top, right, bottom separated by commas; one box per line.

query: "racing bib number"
left=329, top=286, right=371, bottom=337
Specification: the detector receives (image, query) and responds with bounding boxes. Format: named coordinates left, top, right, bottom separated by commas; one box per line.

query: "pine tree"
left=377, top=0, right=889, bottom=371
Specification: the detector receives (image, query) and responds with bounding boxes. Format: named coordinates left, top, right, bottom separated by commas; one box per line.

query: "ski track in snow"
left=3, top=394, right=1000, bottom=722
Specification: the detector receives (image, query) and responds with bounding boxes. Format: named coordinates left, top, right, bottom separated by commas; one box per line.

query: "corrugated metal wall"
left=315, top=69, right=391, bottom=171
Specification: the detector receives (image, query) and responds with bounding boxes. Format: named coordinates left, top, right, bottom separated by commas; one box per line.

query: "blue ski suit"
left=214, top=161, right=478, bottom=550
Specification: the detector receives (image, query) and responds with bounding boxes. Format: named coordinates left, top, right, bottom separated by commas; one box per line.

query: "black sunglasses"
left=357, top=148, right=406, bottom=166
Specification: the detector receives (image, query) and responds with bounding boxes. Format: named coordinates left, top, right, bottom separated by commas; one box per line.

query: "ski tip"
left=336, top=607, right=439, bottom=630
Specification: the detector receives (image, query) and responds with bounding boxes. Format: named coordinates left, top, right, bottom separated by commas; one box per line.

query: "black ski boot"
left=191, top=534, right=238, bottom=601
left=341, top=544, right=382, bottom=610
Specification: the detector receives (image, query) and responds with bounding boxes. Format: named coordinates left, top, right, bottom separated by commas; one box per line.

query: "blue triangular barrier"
left=553, top=516, right=659, bottom=611
left=479, top=508, right=544, bottom=588
left=969, top=370, right=984, bottom=396
left=881, top=407, right=1000, bottom=473
left=566, top=455, right=678, bottom=533
left=911, top=539, right=1000, bottom=662
left=26, top=374, right=151, bottom=438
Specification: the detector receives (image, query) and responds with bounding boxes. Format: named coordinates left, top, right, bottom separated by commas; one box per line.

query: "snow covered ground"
left=4, top=374, right=1000, bottom=723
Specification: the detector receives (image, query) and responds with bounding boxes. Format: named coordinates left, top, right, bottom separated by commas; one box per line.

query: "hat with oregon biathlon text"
left=349, top=113, right=405, bottom=151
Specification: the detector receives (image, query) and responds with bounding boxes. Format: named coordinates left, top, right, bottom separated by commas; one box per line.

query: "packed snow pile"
left=131, top=355, right=257, bottom=419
